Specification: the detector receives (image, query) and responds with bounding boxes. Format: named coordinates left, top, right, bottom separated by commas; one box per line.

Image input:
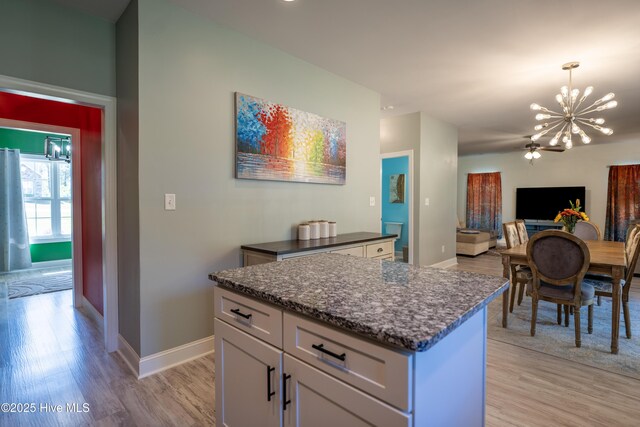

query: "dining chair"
left=515, top=220, right=529, bottom=244
left=527, top=230, right=594, bottom=347
left=573, top=221, right=601, bottom=241
left=503, top=221, right=531, bottom=312
left=583, top=224, right=640, bottom=339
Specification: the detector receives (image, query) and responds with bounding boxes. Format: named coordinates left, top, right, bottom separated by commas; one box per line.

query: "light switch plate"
left=165, top=194, right=176, bottom=210
left=369, top=196, right=376, bottom=207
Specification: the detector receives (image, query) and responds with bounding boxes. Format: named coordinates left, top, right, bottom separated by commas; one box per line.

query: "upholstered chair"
left=515, top=220, right=529, bottom=244
left=503, top=221, right=532, bottom=312
left=573, top=221, right=601, bottom=241
left=526, top=230, right=594, bottom=348
left=583, top=224, right=640, bottom=339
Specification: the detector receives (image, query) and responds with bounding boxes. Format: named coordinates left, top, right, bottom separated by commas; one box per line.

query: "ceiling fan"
left=522, top=140, right=564, bottom=163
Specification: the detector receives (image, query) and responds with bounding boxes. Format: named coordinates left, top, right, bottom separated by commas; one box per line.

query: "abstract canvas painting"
left=235, top=93, right=346, bottom=184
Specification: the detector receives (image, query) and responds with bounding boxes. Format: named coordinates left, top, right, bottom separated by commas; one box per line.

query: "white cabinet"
left=214, top=319, right=282, bottom=427
left=282, top=355, right=410, bottom=427
left=242, top=234, right=395, bottom=266
left=214, top=286, right=488, bottom=427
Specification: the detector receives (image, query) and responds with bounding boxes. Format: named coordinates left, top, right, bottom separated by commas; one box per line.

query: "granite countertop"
left=241, top=232, right=396, bottom=256
left=210, top=254, right=508, bottom=352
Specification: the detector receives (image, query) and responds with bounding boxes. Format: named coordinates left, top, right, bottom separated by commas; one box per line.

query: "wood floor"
left=1, top=255, right=638, bottom=426
left=454, top=253, right=640, bottom=427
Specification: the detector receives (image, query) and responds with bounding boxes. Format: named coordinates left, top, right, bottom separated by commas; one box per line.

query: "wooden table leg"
left=501, top=254, right=511, bottom=328
left=611, top=266, right=623, bottom=354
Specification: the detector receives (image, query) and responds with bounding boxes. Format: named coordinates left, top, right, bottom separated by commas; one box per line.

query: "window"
left=20, top=155, right=72, bottom=242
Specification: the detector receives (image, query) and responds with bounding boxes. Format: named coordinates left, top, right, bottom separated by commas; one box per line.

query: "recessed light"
left=381, top=105, right=395, bottom=111
left=283, top=0, right=296, bottom=2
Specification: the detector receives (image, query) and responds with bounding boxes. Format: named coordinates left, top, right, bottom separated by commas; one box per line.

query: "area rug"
left=487, top=296, right=640, bottom=380
left=6, top=271, right=73, bottom=299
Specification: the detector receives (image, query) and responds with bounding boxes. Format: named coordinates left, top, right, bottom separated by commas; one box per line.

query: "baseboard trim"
left=81, top=296, right=104, bottom=332
left=138, top=336, right=215, bottom=379
left=118, top=335, right=141, bottom=378
left=32, top=259, right=73, bottom=269
left=430, top=257, right=458, bottom=269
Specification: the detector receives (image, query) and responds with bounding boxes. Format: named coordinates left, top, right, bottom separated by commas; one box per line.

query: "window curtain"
left=466, top=172, right=502, bottom=238
left=0, top=148, right=32, bottom=272
left=604, top=164, right=640, bottom=242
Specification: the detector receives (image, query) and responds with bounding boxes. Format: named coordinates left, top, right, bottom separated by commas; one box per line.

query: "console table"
left=241, top=232, right=396, bottom=266
left=523, top=219, right=563, bottom=237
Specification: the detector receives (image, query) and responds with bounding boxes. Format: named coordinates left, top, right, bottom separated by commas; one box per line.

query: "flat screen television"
left=516, top=186, right=586, bottom=221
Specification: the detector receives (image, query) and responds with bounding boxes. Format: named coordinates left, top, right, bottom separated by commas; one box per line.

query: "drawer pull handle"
left=283, top=373, right=291, bottom=411
left=312, top=343, right=346, bottom=361
left=230, top=308, right=252, bottom=319
left=267, top=365, right=276, bottom=402
left=377, top=247, right=384, bottom=253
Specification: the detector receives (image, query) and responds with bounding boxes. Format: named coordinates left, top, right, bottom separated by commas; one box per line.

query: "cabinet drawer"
left=283, top=354, right=410, bottom=427
left=365, top=241, right=394, bottom=258
left=283, top=312, right=412, bottom=412
left=214, top=286, right=283, bottom=348
left=330, top=246, right=364, bottom=257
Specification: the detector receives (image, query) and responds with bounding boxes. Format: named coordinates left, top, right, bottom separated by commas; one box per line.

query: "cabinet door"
left=215, top=319, right=282, bottom=427
left=282, top=355, right=410, bottom=427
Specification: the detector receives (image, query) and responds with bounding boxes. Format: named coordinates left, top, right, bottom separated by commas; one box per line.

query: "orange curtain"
left=466, top=172, right=502, bottom=237
left=604, top=164, right=640, bottom=241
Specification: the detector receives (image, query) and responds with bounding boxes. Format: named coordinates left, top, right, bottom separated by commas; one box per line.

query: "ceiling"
left=55, top=0, right=640, bottom=155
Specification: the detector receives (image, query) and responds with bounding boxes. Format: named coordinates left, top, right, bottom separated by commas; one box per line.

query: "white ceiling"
left=56, top=0, right=640, bottom=155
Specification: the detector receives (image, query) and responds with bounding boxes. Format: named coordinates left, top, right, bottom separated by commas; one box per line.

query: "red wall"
left=0, top=91, right=104, bottom=314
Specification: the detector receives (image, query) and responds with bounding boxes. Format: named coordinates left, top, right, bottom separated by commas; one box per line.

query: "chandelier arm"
left=575, top=119, right=600, bottom=131
left=576, top=106, right=604, bottom=116
left=574, top=100, right=601, bottom=115
left=540, top=120, right=566, bottom=135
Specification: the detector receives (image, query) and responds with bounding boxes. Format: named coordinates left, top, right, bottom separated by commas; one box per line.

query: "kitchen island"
left=210, top=254, right=508, bottom=426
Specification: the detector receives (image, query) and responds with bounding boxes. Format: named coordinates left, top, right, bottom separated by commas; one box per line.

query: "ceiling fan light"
left=524, top=151, right=533, bottom=160
left=532, top=151, right=541, bottom=159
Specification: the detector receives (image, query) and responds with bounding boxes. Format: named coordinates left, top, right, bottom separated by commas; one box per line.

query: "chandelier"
left=44, top=136, right=71, bottom=163
left=530, top=62, right=617, bottom=149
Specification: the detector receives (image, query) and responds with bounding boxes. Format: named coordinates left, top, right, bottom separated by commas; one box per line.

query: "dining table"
left=500, top=239, right=626, bottom=354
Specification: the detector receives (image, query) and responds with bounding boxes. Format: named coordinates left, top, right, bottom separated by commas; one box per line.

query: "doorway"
left=381, top=151, right=414, bottom=264
left=0, top=75, right=118, bottom=352
left=0, top=125, right=80, bottom=305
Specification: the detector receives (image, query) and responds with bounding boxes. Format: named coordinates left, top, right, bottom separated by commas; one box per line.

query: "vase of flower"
left=554, top=199, right=589, bottom=234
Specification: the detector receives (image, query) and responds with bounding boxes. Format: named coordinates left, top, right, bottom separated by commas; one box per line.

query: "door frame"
left=380, top=150, right=414, bottom=265
left=0, top=74, right=119, bottom=352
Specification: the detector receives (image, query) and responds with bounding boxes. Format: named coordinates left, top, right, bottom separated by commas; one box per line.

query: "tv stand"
left=523, top=219, right=563, bottom=237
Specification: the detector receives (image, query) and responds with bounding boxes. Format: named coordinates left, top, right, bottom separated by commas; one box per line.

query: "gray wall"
left=0, top=0, right=116, bottom=96
left=135, top=0, right=381, bottom=356
left=419, top=114, right=458, bottom=266
left=116, top=0, right=141, bottom=355
left=380, top=113, right=421, bottom=263
left=380, top=112, right=458, bottom=266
